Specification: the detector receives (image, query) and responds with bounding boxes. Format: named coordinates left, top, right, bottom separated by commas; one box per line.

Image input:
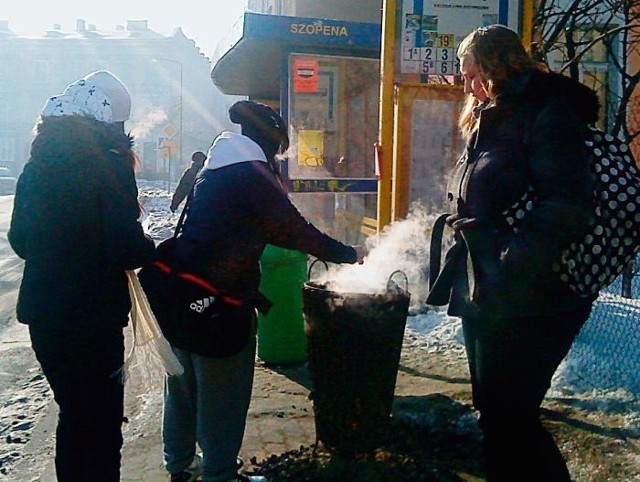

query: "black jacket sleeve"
left=100, top=153, right=156, bottom=269
left=8, top=169, right=30, bottom=259
left=245, top=163, right=357, bottom=264
left=170, top=166, right=198, bottom=211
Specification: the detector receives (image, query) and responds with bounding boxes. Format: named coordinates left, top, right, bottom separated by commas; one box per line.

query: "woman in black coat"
left=9, top=71, right=155, bottom=481
left=428, top=26, right=599, bottom=481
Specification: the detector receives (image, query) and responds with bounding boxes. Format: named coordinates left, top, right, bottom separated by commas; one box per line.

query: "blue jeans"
left=163, top=333, right=257, bottom=482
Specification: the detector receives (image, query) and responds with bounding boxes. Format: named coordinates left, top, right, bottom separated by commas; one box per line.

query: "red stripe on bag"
left=152, top=261, right=243, bottom=307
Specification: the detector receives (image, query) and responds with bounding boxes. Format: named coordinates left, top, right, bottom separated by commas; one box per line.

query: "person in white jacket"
left=162, top=100, right=364, bottom=482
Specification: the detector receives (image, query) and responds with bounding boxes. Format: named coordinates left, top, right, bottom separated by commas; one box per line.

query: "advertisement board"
left=399, top=0, right=520, bottom=82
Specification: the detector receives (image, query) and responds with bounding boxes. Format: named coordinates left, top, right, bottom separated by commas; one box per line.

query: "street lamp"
left=153, top=58, right=183, bottom=193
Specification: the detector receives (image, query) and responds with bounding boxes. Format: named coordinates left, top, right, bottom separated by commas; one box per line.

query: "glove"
left=353, top=245, right=367, bottom=264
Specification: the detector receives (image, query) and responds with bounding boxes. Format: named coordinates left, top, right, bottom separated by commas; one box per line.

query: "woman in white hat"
left=9, top=71, right=155, bottom=481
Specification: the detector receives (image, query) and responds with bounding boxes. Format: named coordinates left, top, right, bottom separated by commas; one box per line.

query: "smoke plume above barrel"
left=316, top=203, right=443, bottom=313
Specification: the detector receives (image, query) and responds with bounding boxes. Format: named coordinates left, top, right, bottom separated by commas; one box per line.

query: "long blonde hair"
left=457, top=25, right=548, bottom=140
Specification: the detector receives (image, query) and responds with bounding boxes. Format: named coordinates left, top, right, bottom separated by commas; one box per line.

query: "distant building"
left=246, top=0, right=381, bottom=23
left=0, top=18, right=243, bottom=182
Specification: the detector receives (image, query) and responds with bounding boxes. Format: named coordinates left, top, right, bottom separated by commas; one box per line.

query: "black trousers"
left=462, top=306, right=591, bottom=482
left=29, top=323, right=125, bottom=482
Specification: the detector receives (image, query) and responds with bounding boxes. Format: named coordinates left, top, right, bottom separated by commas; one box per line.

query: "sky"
left=3, top=0, right=247, bottom=56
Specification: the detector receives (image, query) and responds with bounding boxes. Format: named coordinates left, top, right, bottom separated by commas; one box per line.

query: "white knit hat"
left=41, top=70, right=131, bottom=123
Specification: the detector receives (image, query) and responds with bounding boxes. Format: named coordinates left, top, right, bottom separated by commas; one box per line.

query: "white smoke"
left=130, top=107, right=168, bottom=140
left=316, top=202, right=445, bottom=313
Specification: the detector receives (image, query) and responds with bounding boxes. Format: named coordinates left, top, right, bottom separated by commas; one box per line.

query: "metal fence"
left=553, top=257, right=640, bottom=396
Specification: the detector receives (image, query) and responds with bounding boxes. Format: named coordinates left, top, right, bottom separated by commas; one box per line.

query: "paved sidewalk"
left=10, top=335, right=640, bottom=481
left=18, top=343, right=472, bottom=482
left=120, top=362, right=321, bottom=482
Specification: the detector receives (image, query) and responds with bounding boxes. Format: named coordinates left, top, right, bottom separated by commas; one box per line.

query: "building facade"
left=247, top=0, right=382, bottom=23
left=0, top=19, right=241, bottom=183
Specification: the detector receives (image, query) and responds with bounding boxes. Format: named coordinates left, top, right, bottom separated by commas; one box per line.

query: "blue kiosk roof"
left=211, top=12, right=381, bottom=98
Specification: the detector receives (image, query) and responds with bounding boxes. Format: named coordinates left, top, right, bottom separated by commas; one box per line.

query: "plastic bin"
left=257, top=245, right=309, bottom=364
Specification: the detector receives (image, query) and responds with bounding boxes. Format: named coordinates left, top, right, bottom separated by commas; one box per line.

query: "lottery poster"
left=400, top=0, right=513, bottom=81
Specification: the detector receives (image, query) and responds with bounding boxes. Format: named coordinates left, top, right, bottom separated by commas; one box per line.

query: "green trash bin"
left=257, top=245, right=309, bottom=364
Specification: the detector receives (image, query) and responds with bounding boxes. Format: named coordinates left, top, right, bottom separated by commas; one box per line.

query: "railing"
left=554, top=254, right=640, bottom=396
left=620, top=259, right=638, bottom=299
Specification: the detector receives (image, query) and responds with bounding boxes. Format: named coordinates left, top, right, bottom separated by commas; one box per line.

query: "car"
left=0, top=167, right=17, bottom=195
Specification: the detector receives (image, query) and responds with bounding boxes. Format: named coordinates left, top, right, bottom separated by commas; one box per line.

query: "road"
left=0, top=195, right=56, bottom=481
left=0, top=195, right=22, bottom=333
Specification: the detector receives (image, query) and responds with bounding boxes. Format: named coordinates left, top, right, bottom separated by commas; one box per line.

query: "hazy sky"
left=3, top=1, right=247, bottom=55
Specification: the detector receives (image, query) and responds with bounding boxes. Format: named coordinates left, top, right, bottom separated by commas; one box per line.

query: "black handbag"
left=138, top=189, right=253, bottom=358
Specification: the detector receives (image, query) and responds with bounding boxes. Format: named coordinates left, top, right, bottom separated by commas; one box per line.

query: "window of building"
left=549, top=25, right=619, bottom=129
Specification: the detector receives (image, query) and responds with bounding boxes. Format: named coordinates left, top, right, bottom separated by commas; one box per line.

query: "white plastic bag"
left=120, top=270, right=184, bottom=382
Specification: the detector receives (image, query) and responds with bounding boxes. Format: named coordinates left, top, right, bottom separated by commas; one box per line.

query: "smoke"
left=129, top=107, right=168, bottom=140
left=316, top=203, right=446, bottom=313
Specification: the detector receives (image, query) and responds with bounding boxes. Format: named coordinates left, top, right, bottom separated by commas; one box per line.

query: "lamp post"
left=153, top=58, right=183, bottom=193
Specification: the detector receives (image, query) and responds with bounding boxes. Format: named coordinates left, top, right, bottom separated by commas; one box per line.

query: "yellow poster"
left=298, top=130, right=324, bottom=167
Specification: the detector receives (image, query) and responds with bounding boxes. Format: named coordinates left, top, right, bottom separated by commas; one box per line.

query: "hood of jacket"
left=29, top=115, right=134, bottom=171
left=499, top=69, right=600, bottom=125
left=204, top=131, right=267, bottom=171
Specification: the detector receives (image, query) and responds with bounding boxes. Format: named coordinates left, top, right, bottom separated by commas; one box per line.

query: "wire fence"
left=553, top=256, right=640, bottom=396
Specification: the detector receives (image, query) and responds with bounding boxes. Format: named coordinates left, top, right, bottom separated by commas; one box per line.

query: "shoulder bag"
left=137, top=186, right=254, bottom=358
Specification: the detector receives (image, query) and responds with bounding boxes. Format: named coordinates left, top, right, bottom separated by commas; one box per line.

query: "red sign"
left=293, top=58, right=319, bottom=93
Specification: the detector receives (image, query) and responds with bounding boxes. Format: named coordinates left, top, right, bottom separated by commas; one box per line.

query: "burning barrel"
left=302, top=273, right=410, bottom=455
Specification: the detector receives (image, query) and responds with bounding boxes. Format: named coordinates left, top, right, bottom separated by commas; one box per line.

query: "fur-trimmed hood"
left=29, top=115, right=134, bottom=170
left=500, top=69, right=600, bottom=125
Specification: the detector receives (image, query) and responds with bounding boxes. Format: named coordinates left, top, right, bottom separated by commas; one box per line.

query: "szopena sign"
left=290, top=22, right=349, bottom=37
left=245, top=14, right=380, bottom=49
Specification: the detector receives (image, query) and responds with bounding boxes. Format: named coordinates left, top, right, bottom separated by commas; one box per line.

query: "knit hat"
left=229, top=100, right=289, bottom=158
left=41, top=70, right=131, bottom=123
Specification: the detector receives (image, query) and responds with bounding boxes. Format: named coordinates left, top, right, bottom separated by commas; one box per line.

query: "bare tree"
left=530, top=0, right=640, bottom=147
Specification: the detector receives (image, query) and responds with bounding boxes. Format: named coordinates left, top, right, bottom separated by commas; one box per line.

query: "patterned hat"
left=41, top=70, right=131, bottom=123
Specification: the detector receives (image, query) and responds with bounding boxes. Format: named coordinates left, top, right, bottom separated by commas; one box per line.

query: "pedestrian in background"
left=170, top=150, right=206, bottom=213
left=427, top=25, right=599, bottom=481
left=9, top=71, right=155, bottom=481
left=162, top=100, right=365, bottom=482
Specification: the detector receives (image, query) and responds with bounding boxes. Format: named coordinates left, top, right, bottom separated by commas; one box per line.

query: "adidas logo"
left=190, top=296, right=217, bottom=313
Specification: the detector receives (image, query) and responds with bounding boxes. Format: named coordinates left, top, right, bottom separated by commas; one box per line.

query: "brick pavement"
left=116, top=346, right=470, bottom=482
left=18, top=344, right=471, bottom=482
left=115, top=362, right=321, bottom=482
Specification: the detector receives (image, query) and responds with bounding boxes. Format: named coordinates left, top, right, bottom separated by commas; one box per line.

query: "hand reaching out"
left=353, top=245, right=367, bottom=264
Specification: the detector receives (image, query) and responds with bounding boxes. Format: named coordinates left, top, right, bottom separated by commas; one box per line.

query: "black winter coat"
left=9, top=116, right=155, bottom=328
left=174, top=135, right=357, bottom=311
left=429, top=70, right=599, bottom=319
left=170, top=161, right=203, bottom=212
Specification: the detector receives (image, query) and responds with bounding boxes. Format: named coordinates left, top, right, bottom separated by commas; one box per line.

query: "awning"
left=211, top=12, right=381, bottom=99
